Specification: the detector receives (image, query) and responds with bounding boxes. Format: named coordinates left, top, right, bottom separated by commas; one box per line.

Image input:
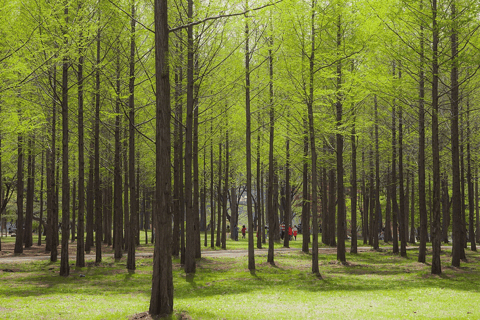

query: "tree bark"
left=127, top=3, right=137, bottom=271
left=149, top=0, right=174, bottom=314
left=14, top=134, right=24, bottom=254
left=431, top=0, right=442, bottom=274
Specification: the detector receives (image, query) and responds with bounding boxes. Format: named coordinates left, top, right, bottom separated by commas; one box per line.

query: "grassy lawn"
left=1, top=246, right=479, bottom=319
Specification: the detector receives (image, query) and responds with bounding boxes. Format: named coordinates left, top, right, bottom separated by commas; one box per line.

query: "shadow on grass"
left=1, top=249, right=480, bottom=301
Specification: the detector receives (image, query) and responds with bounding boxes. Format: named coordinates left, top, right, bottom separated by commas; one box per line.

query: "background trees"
left=2, top=0, right=480, bottom=316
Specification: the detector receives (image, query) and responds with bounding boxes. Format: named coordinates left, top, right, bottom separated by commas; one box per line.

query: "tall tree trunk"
left=442, top=174, right=450, bottom=243
left=184, top=0, right=196, bottom=274
left=450, top=2, right=463, bottom=268
left=308, top=0, right=319, bottom=275
left=193, top=76, right=200, bottom=258
left=38, top=150, right=44, bottom=246
left=284, top=122, right=290, bottom=249
left=72, top=180, right=76, bottom=242
left=431, top=0, right=442, bottom=274
left=25, top=138, right=34, bottom=248
left=467, top=100, right=476, bottom=251
left=476, top=168, right=479, bottom=244
left=417, top=0, right=427, bottom=262
left=336, top=14, right=345, bottom=261
left=123, top=118, right=129, bottom=252
left=373, top=96, right=379, bottom=250
left=398, top=67, right=407, bottom=258
left=172, top=67, right=181, bottom=257
left=350, top=112, right=357, bottom=253
left=94, top=26, right=102, bottom=264
left=245, top=1, right=255, bottom=271
left=113, top=52, right=123, bottom=261
left=267, top=26, right=276, bottom=263
left=385, top=170, right=391, bottom=242
left=410, top=172, right=416, bottom=243
left=127, top=3, right=137, bottom=271
left=149, top=0, right=173, bottom=313
left=222, top=128, right=229, bottom=250
left=14, top=134, right=24, bottom=254
left=302, top=119, right=310, bottom=253
left=391, top=63, right=398, bottom=254
left=47, top=65, right=58, bottom=261
left=257, top=117, right=263, bottom=249
left=216, top=142, right=222, bottom=248
left=86, top=138, right=94, bottom=253
left=210, top=122, right=215, bottom=249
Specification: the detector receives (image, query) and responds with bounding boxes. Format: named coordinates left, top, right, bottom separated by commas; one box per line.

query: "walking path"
left=0, top=245, right=453, bottom=263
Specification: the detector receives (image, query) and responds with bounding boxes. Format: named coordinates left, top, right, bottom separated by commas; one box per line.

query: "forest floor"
left=0, top=235, right=430, bottom=262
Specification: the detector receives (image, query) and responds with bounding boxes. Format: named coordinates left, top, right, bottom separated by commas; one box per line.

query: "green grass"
left=1, top=247, right=480, bottom=319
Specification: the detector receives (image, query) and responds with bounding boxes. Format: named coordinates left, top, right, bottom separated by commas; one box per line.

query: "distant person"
left=288, top=226, right=293, bottom=240
left=280, top=222, right=285, bottom=240
left=242, top=225, right=246, bottom=239
left=293, top=225, right=298, bottom=240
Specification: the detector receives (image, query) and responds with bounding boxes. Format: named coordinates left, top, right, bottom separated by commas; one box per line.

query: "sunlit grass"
left=1, top=247, right=480, bottom=319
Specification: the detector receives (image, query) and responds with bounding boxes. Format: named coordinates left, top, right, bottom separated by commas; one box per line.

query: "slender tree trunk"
left=123, top=119, right=129, bottom=252
left=373, top=96, right=379, bottom=250
left=245, top=2, right=255, bottom=271
left=467, top=100, right=476, bottom=251
left=222, top=128, right=229, bottom=250
left=308, top=0, right=319, bottom=275
left=25, top=138, right=34, bottom=248
left=410, top=172, right=416, bottom=243
left=14, top=134, right=24, bottom=254
left=398, top=67, right=407, bottom=258
left=385, top=170, right=391, bottom=242
left=210, top=122, right=215, bottom=249
left=113, top=52, right=123, bottom=261
left=127, top=3, right=137, bottom=271
left=267, top=24, right=276, bottom=262
left=417, top=0, right=427, bottom=262
left=431, top=0, right=442, bottom=274
left=350, top=113, right=357, bottom=253
left=193, top=78, right=200, bottom=258
left=184, top=0, right=196, bottom=274
left=48, top=65, right=58, bottom=261
left=391, top=64, right=398, bottom=254
left=476, top=168, right=479, bottom=244
left=72, top=179, right=76, bottom=242
left=38, top=150, right=45, bottom=246
left=442, top=175, right=450, bottom=243
left=284, top=122, right=291, bottom=249
left=216, top=142, right=222, bottom=248
left=302, top=119, right=310, bottom=253
left=94, top=27, right=102, bottom=264
left=450, top=2, right=462, bottom=268
left=336, top=14, right=345, bottom=261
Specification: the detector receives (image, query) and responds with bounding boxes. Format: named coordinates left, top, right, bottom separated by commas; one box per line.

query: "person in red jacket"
left=241, top=225, right=246, bottom=239
left=288, top=226, right=293, bottom=240
left=293, top=225, right=298, bottom=240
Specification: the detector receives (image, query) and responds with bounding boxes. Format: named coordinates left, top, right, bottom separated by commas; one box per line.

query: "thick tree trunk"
left=149, top=0, right=174, bottom=314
